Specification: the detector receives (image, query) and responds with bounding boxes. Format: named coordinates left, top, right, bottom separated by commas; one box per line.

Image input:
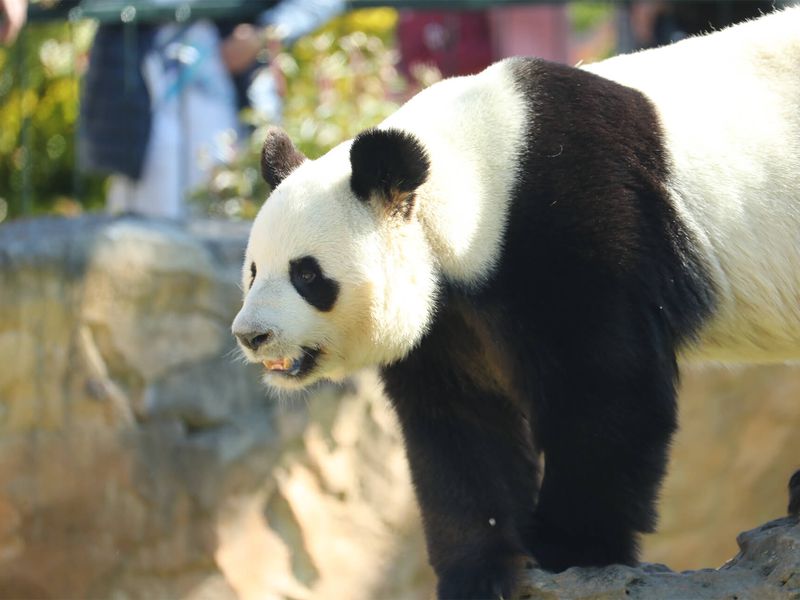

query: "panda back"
left=586, top=7, right=800, bottom=363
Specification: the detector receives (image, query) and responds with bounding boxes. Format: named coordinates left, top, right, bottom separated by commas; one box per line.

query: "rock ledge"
left=518, top=517, right=800, bottom=600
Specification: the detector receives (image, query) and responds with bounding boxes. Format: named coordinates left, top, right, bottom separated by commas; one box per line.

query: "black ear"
left=350, top=128, right=430, bottom=219
left=261, top=127, right=307, bottom=189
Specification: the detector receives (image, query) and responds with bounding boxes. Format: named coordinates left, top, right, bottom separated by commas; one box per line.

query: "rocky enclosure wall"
left=0, top=215, right=798, bottom=599
left=0, top=216, right=432, bottom=599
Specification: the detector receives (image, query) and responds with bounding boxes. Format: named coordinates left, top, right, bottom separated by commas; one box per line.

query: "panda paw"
left=436, top=554, right=535, bottom=600
left=789, top=469, right=800, bottom=517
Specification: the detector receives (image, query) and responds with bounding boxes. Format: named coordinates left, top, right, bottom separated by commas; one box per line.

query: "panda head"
left=232, top=126, right=438, bottom=390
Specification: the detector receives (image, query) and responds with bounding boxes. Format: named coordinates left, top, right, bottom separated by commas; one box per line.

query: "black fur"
left=289, top=255, right=339, bottom=312
left=261, top=126, right=306, bottom=189
left=789, top=469, right=800, bottom=517
left=381, top=58, right=716, bottom=598
left=350, top=128, right=430, bottom=218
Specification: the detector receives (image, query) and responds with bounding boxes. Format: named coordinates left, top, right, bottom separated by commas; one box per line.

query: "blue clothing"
left=79, top=0, right=344, bottom=180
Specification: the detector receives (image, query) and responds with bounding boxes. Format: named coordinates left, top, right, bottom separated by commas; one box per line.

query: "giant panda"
left=232, top=8, right=800, bottom=599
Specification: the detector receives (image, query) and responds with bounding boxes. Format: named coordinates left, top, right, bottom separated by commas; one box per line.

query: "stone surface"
left=644, top=365, right=800, bottom=570
left=0, top=215, right=432, bottom=599
left=1, top=214, right=799, bottom=599
left=516, top=517, right=800, bottom=600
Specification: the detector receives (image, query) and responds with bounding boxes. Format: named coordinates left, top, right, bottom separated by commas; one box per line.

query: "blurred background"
left=1, top=1, right=799, bottom=598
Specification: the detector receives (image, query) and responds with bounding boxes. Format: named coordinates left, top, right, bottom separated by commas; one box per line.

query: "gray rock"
left=3, top=215, right=798, bottom=600
left=0, top=215, right=433, bottom=600
left=516, top=517, right=800, bottom=600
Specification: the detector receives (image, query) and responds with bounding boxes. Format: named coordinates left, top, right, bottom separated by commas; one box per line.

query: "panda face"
left=232, top=128, right=438, bottom=390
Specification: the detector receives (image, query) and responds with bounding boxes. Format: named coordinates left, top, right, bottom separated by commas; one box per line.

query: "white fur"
left=382, top=61, right=528, bottom=287
left=235, top=63, right=527, bottom=388
left=234, top=142, right=438, bottom=389
left=236, top=8, right=800, bottom=389
left=584, top=7, right=800, bottom=363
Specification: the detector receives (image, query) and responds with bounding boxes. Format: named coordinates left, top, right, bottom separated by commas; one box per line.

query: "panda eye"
left=289, top=256, right=339, bottom=312
left=290, top=257, right=321, bottom=287
left=249, top=262, right=256, bottom=289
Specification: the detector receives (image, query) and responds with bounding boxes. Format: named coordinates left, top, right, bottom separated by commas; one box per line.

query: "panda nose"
left=236, top=329, right=274, bottom=351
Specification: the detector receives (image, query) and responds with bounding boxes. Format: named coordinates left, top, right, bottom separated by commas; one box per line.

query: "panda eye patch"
left=249, top=262, right=256, bottom=289
left=289, top=256, right=339, bottom=312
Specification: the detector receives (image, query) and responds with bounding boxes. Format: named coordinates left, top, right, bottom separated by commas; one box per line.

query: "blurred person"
left=82, top=16, right=240, bottom=219
left=397, top=4, right=569, bottom=94
left=1, top=0, right=343, bottom=220
left=1, top=0, right=237, bottom=219
left=0, top=0, right=25, bottom=45
left=88, top=0, right=343, bottom=219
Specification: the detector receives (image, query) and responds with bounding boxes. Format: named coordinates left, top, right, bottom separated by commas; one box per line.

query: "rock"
left=645, top=365, right=800, bottom=570
left=0, top=215, right=433, bottom=599
left=516, top=517, right=800, bottom=600
left=2, top=214, right=800, bottom=599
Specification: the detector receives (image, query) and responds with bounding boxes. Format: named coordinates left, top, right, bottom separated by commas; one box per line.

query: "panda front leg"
left=382, top=361, right=540, bottom=599
left=525, top=343, right=679, bottom=571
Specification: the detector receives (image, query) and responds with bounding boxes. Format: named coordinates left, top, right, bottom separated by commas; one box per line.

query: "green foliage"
left=192, top=8, right=408, bottom=220
left=0, top=20, right=105, bottom=222
left=0, top=8, right=413, bottom=223
left=570, top=1, right=614, bottom=35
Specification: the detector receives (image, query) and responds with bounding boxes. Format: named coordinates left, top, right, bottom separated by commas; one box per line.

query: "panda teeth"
left=263, top=357, right=302, bottom=375
left=263, top=357, right=292, bottom=371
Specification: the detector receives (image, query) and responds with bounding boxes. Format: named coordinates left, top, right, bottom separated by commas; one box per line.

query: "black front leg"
left=382, top=352, right=539, bottom=599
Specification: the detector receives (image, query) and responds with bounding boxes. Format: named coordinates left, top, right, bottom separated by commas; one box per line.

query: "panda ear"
left=261, top=127, right=307, bottom=189
left=349, top=128, right=430, bottom=219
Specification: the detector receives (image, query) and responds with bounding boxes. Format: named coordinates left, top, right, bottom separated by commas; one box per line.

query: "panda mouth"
left=262, top=346, right=321, bottom=378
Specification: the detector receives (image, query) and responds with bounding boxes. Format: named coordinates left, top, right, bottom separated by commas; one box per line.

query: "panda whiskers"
left=224, top=345, right=251, bottom=365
